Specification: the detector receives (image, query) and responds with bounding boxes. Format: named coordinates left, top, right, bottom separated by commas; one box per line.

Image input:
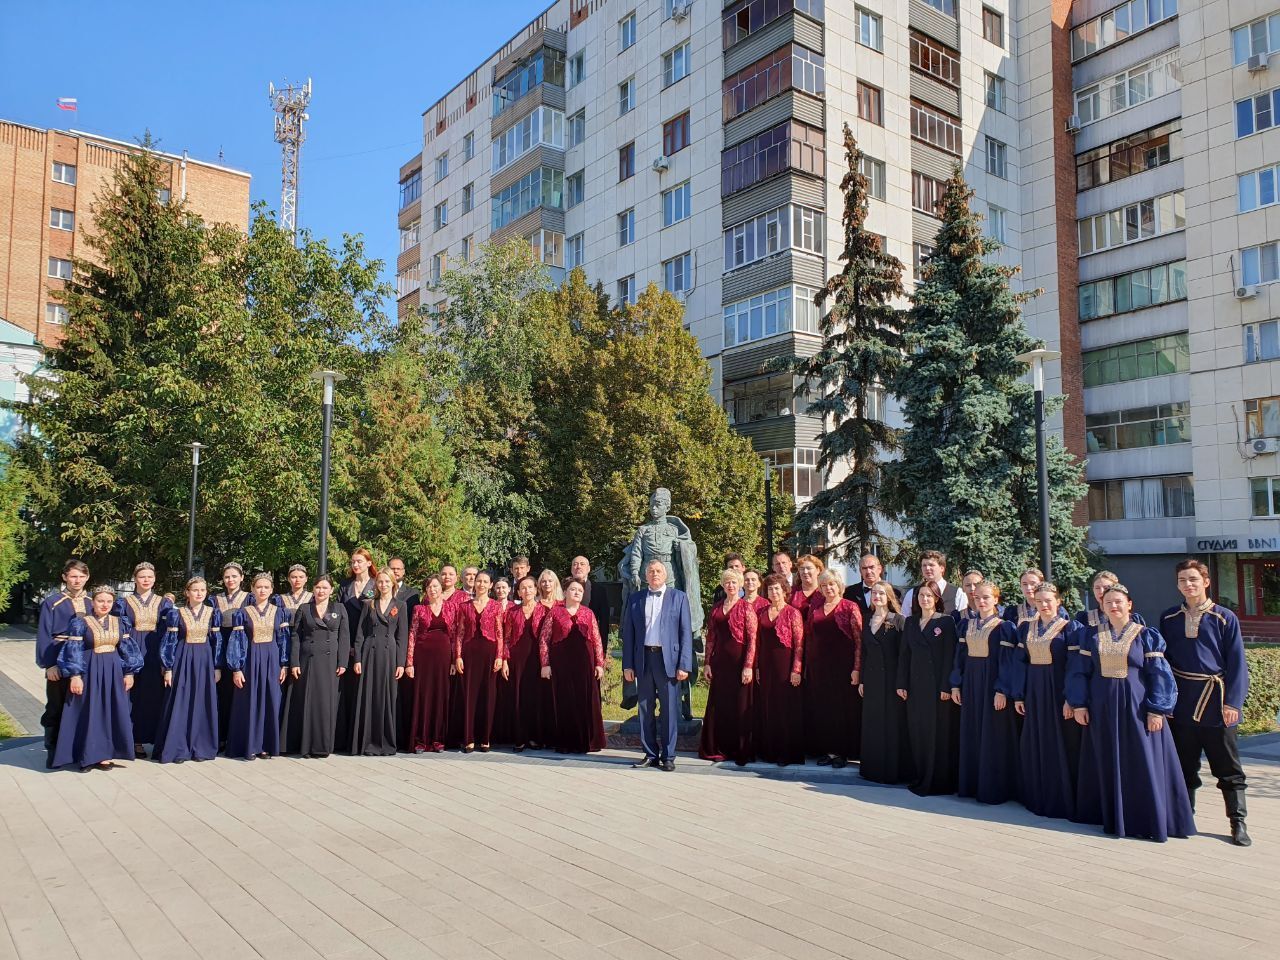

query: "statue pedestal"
left=609, top=716, right=703, bottom=752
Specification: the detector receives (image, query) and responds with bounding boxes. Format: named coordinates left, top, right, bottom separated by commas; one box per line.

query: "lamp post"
left=185, top=442, right=205, bottom=580
left=763, top=458, right=775, bottom=559
left=1014, top=348, right=1062, bottom=582
left=312, top=369, right=345, bottom=576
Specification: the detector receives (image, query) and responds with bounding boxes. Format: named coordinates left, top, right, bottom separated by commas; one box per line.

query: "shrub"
left=1242, top=646, right=1280, bottom=735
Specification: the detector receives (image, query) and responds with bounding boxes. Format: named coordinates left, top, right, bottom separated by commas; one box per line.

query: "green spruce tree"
left=885, top=171, right=1090, bottom=594
left=782, top=126, right=906, bottom=560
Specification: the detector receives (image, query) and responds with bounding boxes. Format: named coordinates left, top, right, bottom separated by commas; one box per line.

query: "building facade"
left=0, top=121, right=251, bottom=345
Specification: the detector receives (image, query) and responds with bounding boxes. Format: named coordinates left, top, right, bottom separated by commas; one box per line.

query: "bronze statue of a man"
left=620, top=487, right=703, bottom=637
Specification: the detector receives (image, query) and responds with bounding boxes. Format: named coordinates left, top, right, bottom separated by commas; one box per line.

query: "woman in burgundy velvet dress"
left=497, top=576, right=543, bottom=751
left=743, top=569, right=769, bottom=617
left=790, top=555, right=824, bottom=617
left=539, top=579, right=606, bottom=754
left=805, top=570, right=863, bottom=768
left=454, top=572, right=506, bottom=752
left=699, top=568, right=758, bottom=766
left=756, top=573, right=805, bottom=766
left=406, top=576, right=455, bottom=753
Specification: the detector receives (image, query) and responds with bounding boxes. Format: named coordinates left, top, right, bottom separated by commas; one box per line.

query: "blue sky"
left=0, top=0, right=540, bottom=296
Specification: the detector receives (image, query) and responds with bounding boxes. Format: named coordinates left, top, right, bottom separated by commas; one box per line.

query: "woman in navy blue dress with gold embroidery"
left=115, top=562, right=173, bottom=758
left=213, top=562, right=250, bottom=749
left=226, top=573, right=289, bottom=759
left=154, top=577, right=222, bottom=763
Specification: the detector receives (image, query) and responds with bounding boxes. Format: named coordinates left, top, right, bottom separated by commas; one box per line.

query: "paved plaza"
left=1, top=635, right=1278, bottom=960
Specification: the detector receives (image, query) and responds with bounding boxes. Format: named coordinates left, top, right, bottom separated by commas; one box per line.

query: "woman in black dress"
left=896, top=581, right=960, bottom=795
left=351, top=570, right=408, bottom=756
left=859, top=582, right=912, bottom=784
left=281, top=575, right=350, bottom=758
left=335, top=548, right=376, bottom=749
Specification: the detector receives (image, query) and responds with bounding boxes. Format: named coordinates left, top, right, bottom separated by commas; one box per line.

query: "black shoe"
left=632, top=757, right=658, bottom=769
left=817, top=755, right=833, bottom=766
left=478, top=745, right=490, bottom=753
left=463, top=745, right=475, bottom=754
left=660, top=759, right=675, bottom=772
left=514, top=744, right=526, bottom=753
left=1231, top=821, right=1252, bottom=847
left=831, top=756, right=848, bottom=769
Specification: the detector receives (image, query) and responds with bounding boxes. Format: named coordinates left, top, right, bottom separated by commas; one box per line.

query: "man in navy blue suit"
left=622, top=559, right=693, bottom=771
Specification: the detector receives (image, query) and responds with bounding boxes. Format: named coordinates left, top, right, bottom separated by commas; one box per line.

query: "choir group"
left=34, top=545, right=1252, bottom=846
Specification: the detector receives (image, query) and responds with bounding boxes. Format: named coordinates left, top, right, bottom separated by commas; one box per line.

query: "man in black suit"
left=388, top=557, right=420, bottom=611
left=567, top=555, right=613, bottom=657
left=844, top=553, right=898, bottom=622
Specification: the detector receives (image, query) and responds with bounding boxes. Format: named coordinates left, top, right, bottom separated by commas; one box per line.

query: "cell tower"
left=268, top=78, right=312, bottom=241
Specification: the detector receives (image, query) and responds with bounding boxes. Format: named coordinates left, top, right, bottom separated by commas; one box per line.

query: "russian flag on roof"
left=56, top=98, right=77, bottom=111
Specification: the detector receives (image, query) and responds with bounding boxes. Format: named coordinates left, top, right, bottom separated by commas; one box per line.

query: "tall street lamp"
left=185, top=442, right=205, bottom=580
left=1015, top=348, right=1062, bottom=582
left=762, top=457, right=775, bottom=559
left=312, top=369, right=345, bottom=576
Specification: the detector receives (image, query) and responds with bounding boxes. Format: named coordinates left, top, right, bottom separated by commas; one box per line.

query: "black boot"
left=1226, top=789, right=1250, bottom=846
left=1231, top=820, right=1252, bottom=847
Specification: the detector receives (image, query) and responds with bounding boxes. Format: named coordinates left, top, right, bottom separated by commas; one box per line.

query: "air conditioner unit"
left=671, top=0, right=693, bottom=20
left=1065, top=114, right=1083, bottom=133
left=652, top=155, right=670, bottom=172
left=1248, top=53, right=1270, bottom=73
left=1252, top=438, right=1280, bottom=455
left=1237, top=285, right=1260, bottom=300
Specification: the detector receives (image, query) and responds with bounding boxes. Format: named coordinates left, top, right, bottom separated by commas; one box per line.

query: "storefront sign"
left=1188, top=536, right=1280, bottom=553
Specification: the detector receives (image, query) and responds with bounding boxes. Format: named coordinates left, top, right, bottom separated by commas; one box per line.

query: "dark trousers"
left=638, top=648, right=679, bottom=761
left=1171, top=721, right=1248, bottom=822
left=40, top=675, right=69, bottom=768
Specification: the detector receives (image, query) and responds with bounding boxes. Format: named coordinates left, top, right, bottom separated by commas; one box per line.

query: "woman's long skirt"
left=281, top=647, right=340, bottom=757
left=496, top=637, right=541, bottom=748
left=53, top=651, right=134, bottom=769
left=860, top=642, right=912, bottom=785
left=804, top=621, right=860, bottom=760
left=225, top=642, right=283, bottom=760
left=130, top=631, right=165, bottom=744
left=547, top=628, right=605, bottom=754
left=409, top=623, right=452, bottom=752
left=699, top=638, right=753, bottom=764
left=460, top=635, right=498, bottom=748
left=1018, top=665, right=1075, bottom=819
left=755, top=634, right=804, bottom=765
left=153, top=644, right=218, bottom=764
left=351, top=636, right=399, bottom=756
left=904, top=653, right=959, bottom=797
left=957, top=656, right=1018, bottom=804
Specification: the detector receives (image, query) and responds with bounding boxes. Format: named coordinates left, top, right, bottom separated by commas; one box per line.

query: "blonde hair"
left=817, top=569, right=846, bottom=592
left=537, top=569, right=564, bottom=602
left=977, top=580, right=1003, bottom=601
left=720, top=567, right=744, bottom=588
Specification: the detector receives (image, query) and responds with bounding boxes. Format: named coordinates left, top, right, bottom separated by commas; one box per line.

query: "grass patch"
left=0, top=709, right=21, bottom=740
left=602, top=636, right=707, bottom=722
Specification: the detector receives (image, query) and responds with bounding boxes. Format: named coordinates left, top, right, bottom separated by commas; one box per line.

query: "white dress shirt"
left=644, top=586, right=666, bottom=645
left=902, top=578, right=967, bottom=614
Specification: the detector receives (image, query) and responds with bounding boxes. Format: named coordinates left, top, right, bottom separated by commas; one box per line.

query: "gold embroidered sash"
left=245, top=605, right=278, bottom=644
left=125, top=594, right=159, bottom=632
left=1097, top=621, right=1143, bottom=679
left=180, top=607, right=211, bottom=645
left=964, top=616, right=1002, bottom=658
left=1026, top=618, right=1068, bottom=665
left=86, top=617, right=120, bottom=654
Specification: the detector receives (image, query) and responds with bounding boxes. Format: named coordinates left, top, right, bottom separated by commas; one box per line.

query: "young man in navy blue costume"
left=35, top=559, right=91, bottom=769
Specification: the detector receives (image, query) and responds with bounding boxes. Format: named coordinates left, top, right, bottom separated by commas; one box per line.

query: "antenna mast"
left=268, top=78, right=312, bottom=242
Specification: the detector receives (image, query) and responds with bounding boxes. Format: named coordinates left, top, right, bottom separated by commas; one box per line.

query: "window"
left=985, top=73, right=1007, bottom=112
left=910, top=100, right=962, bottom=155
left=619, top=142, right=636, bottom=181
left=463, top=183, right=475, bottom=213
left=399, top=171, right=422, bottom=208
left=1237, top=86, right=1280, bottom=137
left=618, top=209, right=636, bottom=246
left=723, top=285, right=822, bottom=348
left=913, top=243, right=933, bottom=281
left=663, top=181, right=692, bottom=226
left=463, top=133, right=474, bottom=162
left=618, top=275, right=636, bottom=306
left=461, top=235, right=472, bottom=262
left=491, top=107, right=565, bottom=172
left=568, top=110, right=586, bottom=147
left=431, top=252, right=446, bottom=285
left=982, top=7, right=1004, bottom=47
left=491, top=167, right=564, bottom=230
left=664, top=42, right=691, bottom=87
left=723, top=204, right=824, bottom=271
left=400, top=220, right=420, bottom=252
left=527, top=230, right=564, bottom=267
left=722, top=44, right=826, bottom=122
left=1085, top=402, right=1190, bottom=453
left=857, top=82, right=884, bottom=125
left=157, top=188, right=171, bottom=205
left=986, top=138, right=1009, bottom=179
left=434, top=201, right=448, bottom=230
left=724, top=373, right=802, bottom=425
left=45, top=303, right=67, bottom=325
left=722, top=0, right=826, bottom=50
left=620, top=12, right=637, bottom=50
left=1247, top=396, right=1280, bottom=439
left=1251, top=477, right=1280, bottom=517
left=566, top=233, right=585, bottom=270
left=721, top=120, right=825, bottom=196
left=619, top=77, right=635, bottom=116
left=1078, top=261, right=1187, bottom=320
left=1088, top=476, right=1194, bottom=520
left=989, top=205, right=1008, bottom=243
left=663, top=112, right=691, bottom=155
left=1075, top=51, right=1180, bottom=126
left=1073, top=0, right=1179, bottom=61
left=1077, top=192, right=1185, bottom=255
left=493, top=46, right=566, bottom=115
left=49, top=208, right=74, bottom=231
left=1081, top=334, right=1189, bottom=387
left=396, top=263, right=420, bottom=297
left=910, top=31, right=960, bottom=87
left=1246, top=320, right=1280, bottom=364
left=857, top=8, right=883, bottom=51
left=860, top=155, right=886, bottom=200
left=1234, top=12, right=1280, bottom=65
left=51, top=161, right=76, bottom=185
left=1239, top=162, right=1280, bottom=212
left=664, top=253, right=692, bottom=293
left=919, top=0, right=956, bottom=16
left=762, top=448, right=820, bottom=499
left=566, top=171, right=584, bottom=209
left=1240, top=241, right=1280, bottom=286
left=47, top=257, right=71, bottom=280
left=568, top=52, right=586, bottom=88
left=1076, top=121, right=1181, bottom=190
left=912, top=172, right=946, bottom=217
left=436, top=152, right=449, bottom=182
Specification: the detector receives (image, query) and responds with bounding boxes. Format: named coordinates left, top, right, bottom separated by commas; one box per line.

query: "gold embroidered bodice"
left=279, top=591, right=312, bottom=612
left=245, top=605, right=278, bottom=644
left=215, top=591, right=246, bottom=615
left=1181, top=599, right=1214, bottom=639
left=180, top=607, right=211, bottom=644
left=1097, top=621, right=1142, bottom=679
left=125, top=593, right=160, bottom=632
left=964, top=616, right=1002, bottom=658
left=1026, top=618, right=1068, bottom=665
left=85, top=616, right=120, bottom=653
left=1014, top=602, right=1035, bottom=625
left=1086, top=609, right=1100, bottom=628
